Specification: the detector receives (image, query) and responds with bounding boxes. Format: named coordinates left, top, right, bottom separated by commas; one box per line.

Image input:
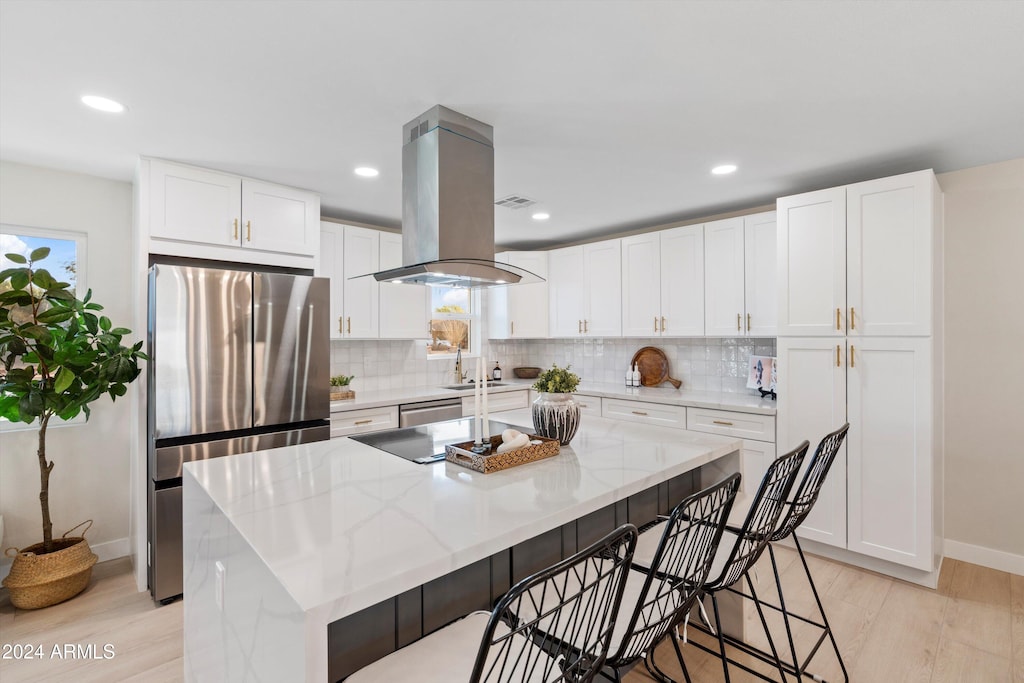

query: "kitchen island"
left=182, top=408, right=742, bottom=682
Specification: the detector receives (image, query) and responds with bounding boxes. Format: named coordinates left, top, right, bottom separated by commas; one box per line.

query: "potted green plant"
left=330, top=374, right=355, bottom=401
left=531, top=364, right=581, bottom=445
left=0, top=248, right=146, bottom=609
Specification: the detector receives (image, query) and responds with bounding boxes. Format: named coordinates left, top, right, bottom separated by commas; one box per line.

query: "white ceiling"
left=2, top=0, right=1022, bottom=249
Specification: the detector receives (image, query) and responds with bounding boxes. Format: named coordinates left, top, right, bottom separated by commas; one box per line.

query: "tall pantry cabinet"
left=776, top=169, right=943, bottom=574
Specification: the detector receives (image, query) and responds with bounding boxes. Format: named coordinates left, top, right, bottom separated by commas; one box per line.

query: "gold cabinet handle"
left=712, top=420, right=734, bottom=426
left=747, top=313, right=751, bottom=332
left=347, top=316, right=351, bottom=334
left=631, top=410, right=648, bottom=416
left=836, top=307, right=841, bottom=331
left=354, top=419, right=372, bottom=426
left=246, top=220, right=252, bottom=242
left=584, top=319, right=588, bottom=333
left=233, top=218, right=239, bottom=240
left=850, top=307, right=856, bottom=331
left=661, top=316, right=666, bottom=332
left=654, top=316, right=659, bottom=333
left=836, top=344, right=841, bottom=367
left=737, top=313, right=741, bottom=332
left=850, top=345, right=855, bottom=368
left=338, top=316, right=344, bottom=334
left=578, top=320, right=582, bottom=334
left=510, top=321, right=514, bottom=336
left=579, top=403, right=589, bottom=408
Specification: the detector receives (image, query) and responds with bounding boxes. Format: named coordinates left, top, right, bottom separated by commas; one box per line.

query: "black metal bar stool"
left=717, top=423, right=851, bottom=682
left=632, top=440, right=808, bottom=683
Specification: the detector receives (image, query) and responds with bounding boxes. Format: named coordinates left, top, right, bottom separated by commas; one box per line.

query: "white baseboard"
left=0, top=536, right=130, bottom=583
left=944, top=539, right=1024, bottom=576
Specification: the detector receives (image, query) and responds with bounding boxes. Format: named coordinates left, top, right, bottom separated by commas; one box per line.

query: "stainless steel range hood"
left=371, top=106, right=541, bottom=288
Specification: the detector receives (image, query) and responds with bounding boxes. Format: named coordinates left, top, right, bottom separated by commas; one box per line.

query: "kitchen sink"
left=443, top=382, right=508, bottom=391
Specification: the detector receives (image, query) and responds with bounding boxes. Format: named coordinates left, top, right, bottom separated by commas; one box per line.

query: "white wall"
left=938, top=158, right=1024, bottom=569
left=0, top=161, right=135, bottom=570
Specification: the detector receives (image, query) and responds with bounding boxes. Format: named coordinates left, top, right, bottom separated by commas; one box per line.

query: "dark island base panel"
left=328, top=471, right=698, bottom=681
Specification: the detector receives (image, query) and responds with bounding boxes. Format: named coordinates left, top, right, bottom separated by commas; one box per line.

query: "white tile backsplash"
left=330, top=333, right=775, bottom=395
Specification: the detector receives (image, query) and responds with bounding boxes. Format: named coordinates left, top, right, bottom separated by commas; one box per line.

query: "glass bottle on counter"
left=492, top=361, right=502, bottom=381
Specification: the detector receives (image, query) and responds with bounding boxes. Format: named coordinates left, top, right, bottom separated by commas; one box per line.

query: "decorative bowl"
left=513, top=366, right=542, bottom=379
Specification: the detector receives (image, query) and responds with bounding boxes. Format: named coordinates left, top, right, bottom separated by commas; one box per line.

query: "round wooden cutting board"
left=630, top=347, right=682, bottom=389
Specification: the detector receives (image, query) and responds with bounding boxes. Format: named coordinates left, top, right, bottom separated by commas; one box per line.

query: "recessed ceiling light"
left=531, top=212, right=550, bottom=221
left=354, top=167, right=379, bottom=178
left=711, top=164, right=737, bottom=175
left=81, top=95, right=126, bottom=113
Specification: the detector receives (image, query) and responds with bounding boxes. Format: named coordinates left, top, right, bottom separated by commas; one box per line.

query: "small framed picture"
left=747, top=355, right=777, bottom=393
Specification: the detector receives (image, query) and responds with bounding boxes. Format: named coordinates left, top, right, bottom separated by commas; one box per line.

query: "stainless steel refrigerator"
left=147, top=264, right=330, bottom=603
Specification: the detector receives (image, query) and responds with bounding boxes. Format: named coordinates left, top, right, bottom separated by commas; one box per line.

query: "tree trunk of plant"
left=37, top=412, right=54, bottom=553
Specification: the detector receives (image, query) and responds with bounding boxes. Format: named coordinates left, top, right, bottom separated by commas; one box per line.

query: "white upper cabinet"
left=777, top=170, right=937, bottom=337
left=622, top=226, right=704, bottom=337
left=548, top=240, right=621, bottom=337
left=743, top=212, right=777, bottom=336
left=318, top=225, right=345, bottom=340
left=847, top=171, right=936, bottom=336
left=146, top=159, right=319, bottom=264
left=149, top=161, right=242, bottom=247
left=379, top=232, right=428, bottom=339
left=777, top=187, right=847, bottom=336
left=489, top=252, right=549, bottom=339
left=621, top=233, right=662, bottom=336
left=548, top=246, right=587, bottom=337
left=584, top=240, right=622, bottom=337
left=241, top=179, right=319, bottom=256
left=342, top=226, right=380, bottom=339
left=704, top=217, right=747, bottom=336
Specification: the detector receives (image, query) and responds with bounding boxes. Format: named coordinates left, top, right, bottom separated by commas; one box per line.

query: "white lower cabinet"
left=572, top=394, right=600, bottom=413
left=777, top=336, right=936, bottom=571
left=461, top=390, right=529, bottom=417
left=601, top=398, right=687, bottom=429
left=686, top=408, right=777, bottom=494
left=330, top=406, right=399, bottom=438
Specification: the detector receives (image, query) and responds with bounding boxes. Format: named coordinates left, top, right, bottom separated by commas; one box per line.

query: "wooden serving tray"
left=445, top=433, right=560, bottom=473
left=631, top=346, right=682, bottom=388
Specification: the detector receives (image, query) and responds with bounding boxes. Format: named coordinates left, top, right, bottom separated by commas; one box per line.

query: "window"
left=1, top=225, right=88, bottom=431
left=427, top=286, right=478, bottom=356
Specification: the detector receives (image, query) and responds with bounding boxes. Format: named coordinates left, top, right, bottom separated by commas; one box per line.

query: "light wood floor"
left=1, top=549, right=1020, bottom=682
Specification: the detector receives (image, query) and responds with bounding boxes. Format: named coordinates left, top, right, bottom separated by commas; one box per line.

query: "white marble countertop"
left=184, top=408, right=742, bottom=623
left=331, top=379, right=777, bottom=415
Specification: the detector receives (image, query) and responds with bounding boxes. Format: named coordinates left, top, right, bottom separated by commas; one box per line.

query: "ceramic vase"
left=531, top=392, right=580, bottom=445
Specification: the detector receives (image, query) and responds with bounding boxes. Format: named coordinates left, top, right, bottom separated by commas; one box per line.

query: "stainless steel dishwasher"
left=399, top=397, right=463, bottom=427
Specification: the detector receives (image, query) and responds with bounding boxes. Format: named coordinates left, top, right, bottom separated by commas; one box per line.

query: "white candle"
left=482, top=350, right=489, bottom=439
left=474, top=358, right=482, bottom=445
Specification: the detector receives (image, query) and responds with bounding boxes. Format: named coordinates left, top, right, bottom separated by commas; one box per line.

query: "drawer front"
left=573, top=394, right=600, bottom=413
left=687, top=408, right=775, bottom=443
left=601, top=398, right=687, bottom=429
left=331, top=406, right=399, bottom=437
left=461, top=390, right=529, bottom=416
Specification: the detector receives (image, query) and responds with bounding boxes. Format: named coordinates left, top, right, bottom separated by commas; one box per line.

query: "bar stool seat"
left=346, top=611, right=532, bottom=683
left=346, top=524, right=638, bottom=683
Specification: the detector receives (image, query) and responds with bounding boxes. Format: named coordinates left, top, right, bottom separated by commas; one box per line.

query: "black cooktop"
left=350, top=418, right=517, bottom=464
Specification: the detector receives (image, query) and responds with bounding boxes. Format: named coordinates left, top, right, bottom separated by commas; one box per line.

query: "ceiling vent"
left=494, top=194, right=538, bottom=210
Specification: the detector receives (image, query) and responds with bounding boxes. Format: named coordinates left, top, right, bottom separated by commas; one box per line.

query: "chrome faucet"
left=453, top=347, right=464, bottom=384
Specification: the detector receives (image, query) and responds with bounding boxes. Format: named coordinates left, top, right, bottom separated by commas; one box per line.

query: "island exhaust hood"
left=371, top=105, right=542, bottom=288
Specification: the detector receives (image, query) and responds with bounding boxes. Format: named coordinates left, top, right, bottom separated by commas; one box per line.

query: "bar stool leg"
left=794, top=535, right=849, bottom=682
left=747, top=573, right=790, bottom=682
left=767, top=543, right=804, bottom=680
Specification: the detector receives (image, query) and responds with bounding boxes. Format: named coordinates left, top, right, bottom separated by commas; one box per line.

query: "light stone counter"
left=182, top=408, right=742, bottom=682
left=331, top=379, right=776, bottom=415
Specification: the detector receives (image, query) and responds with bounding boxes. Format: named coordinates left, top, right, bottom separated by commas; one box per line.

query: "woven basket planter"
left=2, top=522, right=98, bottom=610
left=330, top=389, right=355, bottom=401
